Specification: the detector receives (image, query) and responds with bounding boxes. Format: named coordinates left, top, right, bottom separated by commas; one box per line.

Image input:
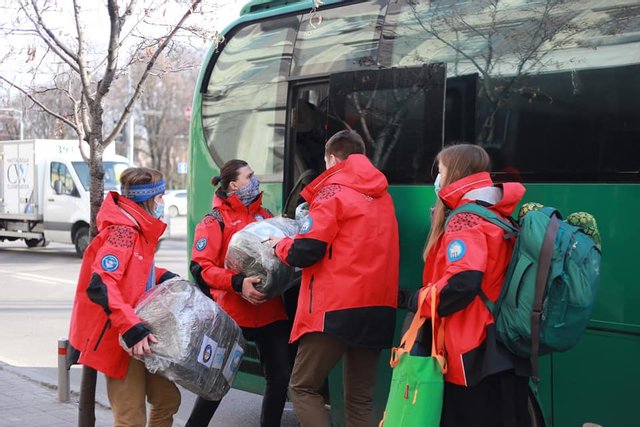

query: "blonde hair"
left=423, top=144, right=491, bottom=259
left=120, top=167, right=164, bottom=215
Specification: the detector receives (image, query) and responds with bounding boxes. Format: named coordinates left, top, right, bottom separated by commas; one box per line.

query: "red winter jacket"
left=68, top=192, right=177, bottom=379
left=275, top=154, right=399, bottom=348
left=420, top=172, right=527, bottom=386
left=190, top=191, right=287, bottom=328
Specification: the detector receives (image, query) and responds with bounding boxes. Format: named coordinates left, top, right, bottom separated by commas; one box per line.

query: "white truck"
left=0, top=139, right=129, bottom=256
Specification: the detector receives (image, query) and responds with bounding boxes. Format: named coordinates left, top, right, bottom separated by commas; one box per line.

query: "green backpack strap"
left=445, top=203, right=519, bottom=315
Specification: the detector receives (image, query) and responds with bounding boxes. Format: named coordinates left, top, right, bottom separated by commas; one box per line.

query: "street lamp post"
left=0, top=108, right=24, bottom=139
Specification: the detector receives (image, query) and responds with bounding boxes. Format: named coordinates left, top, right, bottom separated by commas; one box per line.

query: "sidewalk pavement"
left=0, top=362, right=113, bottom=427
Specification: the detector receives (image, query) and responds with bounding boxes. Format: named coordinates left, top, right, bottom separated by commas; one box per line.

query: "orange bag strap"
left=430, top=287, right=447, bottom=373
left=390, top=286, right=447, bottom=374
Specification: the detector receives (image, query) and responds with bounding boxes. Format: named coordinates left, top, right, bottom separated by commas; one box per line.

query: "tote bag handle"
left=390, top=286, right=446, bottom=373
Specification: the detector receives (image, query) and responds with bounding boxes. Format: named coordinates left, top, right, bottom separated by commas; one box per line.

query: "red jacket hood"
left=99, top=192, right=166, bottom=243
left=439, top=172, right=525, bottom=217
left=301, top=154, right=388, bottom=202
left=212, top=189, right=265, bottom=215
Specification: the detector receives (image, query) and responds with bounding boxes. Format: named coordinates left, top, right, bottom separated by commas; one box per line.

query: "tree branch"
left=0, top=74, right=79, bottom=132
left=71, top=0, right=94, bottom=107
left=23, top=0, right=80, bottom=73
left=104, top=0, right=204, bottom=144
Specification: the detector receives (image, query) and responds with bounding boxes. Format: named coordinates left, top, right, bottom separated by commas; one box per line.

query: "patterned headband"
left=121, top=179, right=166, bottom=203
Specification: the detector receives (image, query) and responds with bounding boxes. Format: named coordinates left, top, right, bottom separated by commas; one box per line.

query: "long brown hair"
left=211, top=159, right=248, bottom=192
left=120, top=167, right=164, bottom=214
left=424, top=144, right=491, bottom=259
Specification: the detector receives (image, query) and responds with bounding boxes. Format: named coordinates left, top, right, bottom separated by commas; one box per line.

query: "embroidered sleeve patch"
left=107, top=226, right=135, bottom=248
left=195, top=238, right=207, bottom=251
left=101, top=255, right=120, bottom=272
left=446, top=213, right=481, bottom=233
left=300, top=216, right=313, bottom=234
left=316, top=184, right=342, bottom=201
left=447, top=239, right=466, bottom=262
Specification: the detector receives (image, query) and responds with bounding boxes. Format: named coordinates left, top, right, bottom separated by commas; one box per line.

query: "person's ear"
left=228, top=180, right=239, bottom=192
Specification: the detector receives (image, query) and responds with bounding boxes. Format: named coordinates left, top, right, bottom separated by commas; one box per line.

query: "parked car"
left=164, top=189, right=187, bottom=217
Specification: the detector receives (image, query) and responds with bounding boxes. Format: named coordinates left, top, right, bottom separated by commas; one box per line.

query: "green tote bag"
left=380, top=286, right=446, bottom=427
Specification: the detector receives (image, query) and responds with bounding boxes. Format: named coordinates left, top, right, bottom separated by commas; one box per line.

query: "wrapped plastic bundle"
left=295, top=202, right=310, bottom=229
left=225, top=216, right=298, bottom=298
left=127, top=278, right=246, bottom=401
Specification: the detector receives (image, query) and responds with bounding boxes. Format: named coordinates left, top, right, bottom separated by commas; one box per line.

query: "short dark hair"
left=325, top=130, right=366, bottom=160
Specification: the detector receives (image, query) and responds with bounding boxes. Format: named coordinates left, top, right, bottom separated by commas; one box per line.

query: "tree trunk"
left=78, top=366, right=97, bottom=427
left=88, top=139, right=106, bottom=238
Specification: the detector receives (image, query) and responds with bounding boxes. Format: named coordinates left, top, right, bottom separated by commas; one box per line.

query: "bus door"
left=284, top=64, right=448, bottom=423
left=284, top=64, right=448, bottom=215
left=284, top=81, right=330, bottom=217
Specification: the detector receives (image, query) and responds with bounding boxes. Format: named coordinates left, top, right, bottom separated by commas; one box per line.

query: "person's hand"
left=241, top=276, right=267, bottom=305
left=267, top=236, right=282, bottom=247
left=129, top=333, right=157, bottom=357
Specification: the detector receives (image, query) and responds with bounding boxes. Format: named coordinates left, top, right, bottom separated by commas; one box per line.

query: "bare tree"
left=0, top=0, right=211, bottom=235
left=0, top=2, right=214, bottom=425
left=135, top=55, right=198, bottom=187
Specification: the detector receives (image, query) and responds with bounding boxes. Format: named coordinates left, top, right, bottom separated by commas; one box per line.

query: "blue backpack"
left=446, top=203, right=602, bottom=382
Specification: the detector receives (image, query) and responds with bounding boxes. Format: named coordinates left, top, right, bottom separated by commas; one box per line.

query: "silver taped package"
left=128, top=278, right=247, bottom=401
left=225, top=216, right=298, bottom=298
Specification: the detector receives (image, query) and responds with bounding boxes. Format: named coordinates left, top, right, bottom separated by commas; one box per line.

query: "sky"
left=0, top=0, right=245, bottom=89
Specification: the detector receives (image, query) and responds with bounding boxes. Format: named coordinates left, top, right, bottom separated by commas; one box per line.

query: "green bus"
left=187, top=0, right=640, bottom=425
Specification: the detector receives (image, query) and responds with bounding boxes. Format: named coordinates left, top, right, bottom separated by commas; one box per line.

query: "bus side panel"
left=552, top=330, right=640, bottom=427
left=523, top=184, right=640, bottom=426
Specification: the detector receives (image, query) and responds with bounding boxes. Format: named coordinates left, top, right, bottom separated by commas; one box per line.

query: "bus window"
left=382, top=0, right=640, bottom=182
left=479, top=64, right=640, bottom=182
left=291, top=0, right=388, bottom=76
left=202, top=16, right=299, bottom=181
left=327, top=64, right=446, bottom=183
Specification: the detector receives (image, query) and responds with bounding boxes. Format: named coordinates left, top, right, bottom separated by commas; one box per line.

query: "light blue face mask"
left=434, top=173, right=442, bottom=195
left=153, top=202, right=165, bottom=219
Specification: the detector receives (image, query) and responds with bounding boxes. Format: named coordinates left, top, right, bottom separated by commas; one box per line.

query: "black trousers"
left=185, top=320, right=292, bottom=427
left=441, top=369, right=531, bottom=427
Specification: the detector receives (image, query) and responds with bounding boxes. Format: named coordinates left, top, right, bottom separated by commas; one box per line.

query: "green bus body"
left=188, top=1, right=640, bottom=425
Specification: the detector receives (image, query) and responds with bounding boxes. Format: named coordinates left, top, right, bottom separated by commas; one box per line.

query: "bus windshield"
left=72, top=161, right=130, bottom=192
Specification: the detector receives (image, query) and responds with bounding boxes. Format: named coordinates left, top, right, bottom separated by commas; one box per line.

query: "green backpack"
left=446, top=203, right=602, bottom=382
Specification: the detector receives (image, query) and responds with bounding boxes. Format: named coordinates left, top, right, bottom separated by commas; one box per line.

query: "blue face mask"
left=434, top=173, right=442, bottom=195
left=153, top=202, right=165, bottom=219
left=235, top=175, right=261, bottom=207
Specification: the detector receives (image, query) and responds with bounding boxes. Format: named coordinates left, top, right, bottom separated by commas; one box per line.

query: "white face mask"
left=434, top=173, right=442, bottom=195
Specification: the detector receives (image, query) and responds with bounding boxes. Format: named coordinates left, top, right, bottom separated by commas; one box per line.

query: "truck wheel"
left=75, top=226, right=90, bottom=257
left=25, top=238, right=45, bottom=248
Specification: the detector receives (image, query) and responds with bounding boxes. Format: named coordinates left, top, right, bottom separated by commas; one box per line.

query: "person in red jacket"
left=68, top=167, right=181, bottom=427
left=417, top=144, right=530, bottom=427
left=186, top=159, right=291, bottom=427
left=270, top=130, right=399, bottom=427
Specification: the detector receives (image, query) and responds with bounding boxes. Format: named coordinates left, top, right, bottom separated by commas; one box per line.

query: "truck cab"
left=0, top=139, right=129, bottom=256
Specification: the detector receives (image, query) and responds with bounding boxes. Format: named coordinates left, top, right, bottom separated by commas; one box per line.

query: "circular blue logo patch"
left=101, top=255, right=119, bottom=272
left=203, top=344, right=212, bottom=363
left=447, top=239, right=466, bottom=262
left=195, top=238, right=207, bottom=251
left=300, top=216, right=313, bottom=234
left=254, top=214, right=265, bottom=221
